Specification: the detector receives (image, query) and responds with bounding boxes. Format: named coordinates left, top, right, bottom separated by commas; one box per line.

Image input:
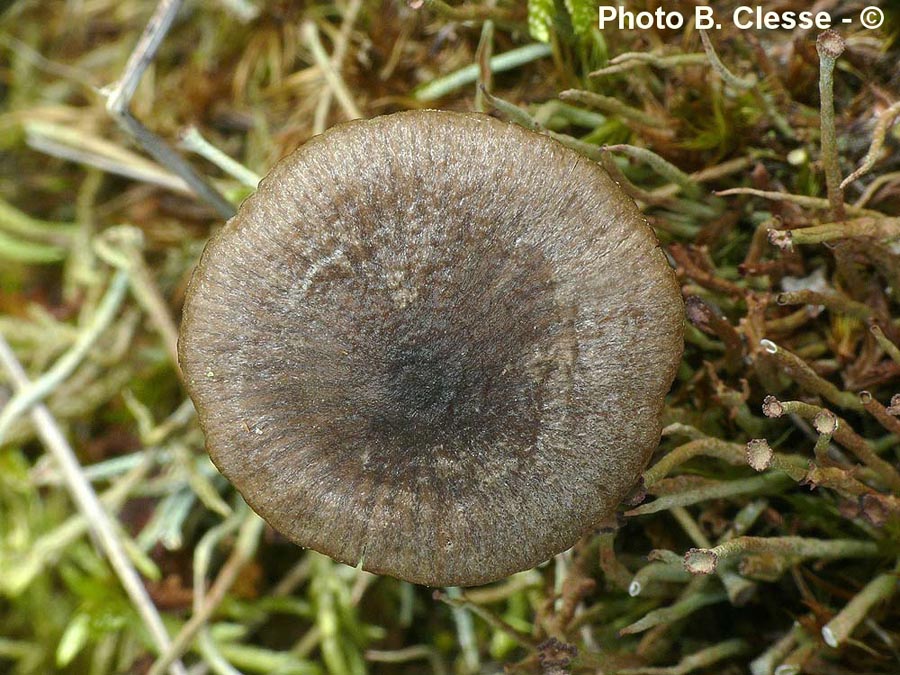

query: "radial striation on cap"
left=178, top=110, right=684, bottom=587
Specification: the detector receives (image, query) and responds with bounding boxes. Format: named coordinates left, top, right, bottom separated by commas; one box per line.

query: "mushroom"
left=178, top=110, right=683, bottom=587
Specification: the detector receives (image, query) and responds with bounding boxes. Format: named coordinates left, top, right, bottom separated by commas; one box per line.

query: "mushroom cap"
left=179, top=110, right=683, bottom=587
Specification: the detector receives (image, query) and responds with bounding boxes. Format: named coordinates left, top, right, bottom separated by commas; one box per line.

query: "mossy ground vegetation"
left=0, top=1, right=898, bottom=673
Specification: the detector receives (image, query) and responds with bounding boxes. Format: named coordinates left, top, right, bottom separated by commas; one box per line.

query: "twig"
left=627, top=473, right=791, bottom=516
left=103, top=0, right=234, bottom=218
left=775, top=289, right=874, bottom=321
left=147, top=510, right=265, bottom=675
left=699, top=30, right=754, bottom=90
left=699, top=30, right=793, bottom=138
left=597, top=531, right=634, bottom=592
left=437, top=589, right=536, bottom=651
left=414, top=43, right=552, bottom=101
left=313, top=0, right=363, bottom=134
left=821, top=560, right=899, bottom=647
left=473, top=20, right=494, bottom=113
left=715, top=188, right=878, bottom=217
left=189, top=506, right=246, bottom=675
left=605, top=144, right=700, bottom=197
left=0, top=32, right=97, bottom=90
left=480, top=87, right=542, bottom=130
left=105, top=0, right=180, bottom=112
left=444, top=587, right=480, bottom=671
left=366, top=646, right=448, bottom=675
left=559, top=90, right=667, bottom=128
left=619, top=589, right=726, bottom=635
left=93, top=227, right=182, bottom=376
left=600, top=150, right=675, bottom=207
left=860, top=391, right=900, bottom=436
left=643, top=437, right=746, bottom=488
left=0, top=197, right=76, bottom=243
left=629, top=553, right=691, bottom=597
left=815, top=30, right=846, bottom=220
left=841, top=101, right=900, bottom=188
left=762, top=396, right=900, bottom=492
left=757, top=339, right=862, bottom=411
left=684, top=296, right=744, bottom=372
left=854, top=170, right=900, bottom=207
left=776, top=642, right=814, bottom=675
left=462, top=570, right=542, bottom=604
left=617, top=638, right=748, bottom=674
left=749, top=623, right=801, bottom=675
left=178, top=126, right=261, bottom=187
left=589, top=52, right=707, bottom=77
left=764, top=308, right=810, bottom=334
left=301, top=20, right=362, bottom=122
left=4, top=452, right=155, bottom=595
left=24, top=120, right=192, bottom=195
left=690, top=157, right=754, bottom=183
left=669, top=243, right=745, bottom=297
left=684, top=536, right=879, bottom=575
left=870, top=323, right=900, bottom=365
left=419, top=0, right=514, bottom=22
left=0, top=335, right=186, bottom=675
left=0, top=270, right=129, bottom=442
left=769, top=217, right=900, bottom=249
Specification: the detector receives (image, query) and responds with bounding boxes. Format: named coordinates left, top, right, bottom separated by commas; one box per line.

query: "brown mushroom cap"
left=178, top=110, right=683, bottom=587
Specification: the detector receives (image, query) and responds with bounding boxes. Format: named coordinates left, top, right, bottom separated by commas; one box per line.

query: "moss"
left=0, top=1, right=898, bottom=673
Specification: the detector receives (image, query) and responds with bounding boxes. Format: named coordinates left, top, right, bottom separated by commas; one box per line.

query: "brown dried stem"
left=685, top=297, right=744, bottom=372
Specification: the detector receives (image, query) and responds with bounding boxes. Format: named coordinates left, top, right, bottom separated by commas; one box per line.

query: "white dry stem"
left=0, top=335, right=187, bottom=675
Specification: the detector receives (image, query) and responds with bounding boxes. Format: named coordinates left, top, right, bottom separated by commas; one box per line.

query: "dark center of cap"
left=318, top=232, right=564, bottom=467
